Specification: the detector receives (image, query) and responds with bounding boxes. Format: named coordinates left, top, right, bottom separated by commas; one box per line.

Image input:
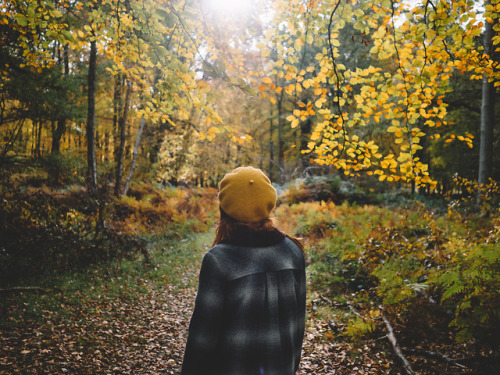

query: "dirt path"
left=0, top=284, right=195, bottom=374
left=1, top=232, right=395, bottom=374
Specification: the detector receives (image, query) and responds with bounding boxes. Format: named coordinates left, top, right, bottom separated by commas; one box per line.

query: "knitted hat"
left=218, top=167, right=277, bottom=223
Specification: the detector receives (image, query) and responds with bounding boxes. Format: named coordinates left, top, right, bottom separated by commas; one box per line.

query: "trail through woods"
left=1, top=233, right=397, bottom=374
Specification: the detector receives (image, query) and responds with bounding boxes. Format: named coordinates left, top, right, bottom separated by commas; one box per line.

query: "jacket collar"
left=220, top=227, right=285, bottom=247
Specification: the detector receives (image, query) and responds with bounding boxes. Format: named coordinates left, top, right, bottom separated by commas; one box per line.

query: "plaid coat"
left=181, top=229, right=306, bottom=375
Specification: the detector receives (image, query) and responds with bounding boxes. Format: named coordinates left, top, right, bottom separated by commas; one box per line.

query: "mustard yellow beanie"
left=218, top=167, right=277, bottom=223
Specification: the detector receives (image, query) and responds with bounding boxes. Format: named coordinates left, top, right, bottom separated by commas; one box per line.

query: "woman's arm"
left=181, top=251, right=226, bottom=375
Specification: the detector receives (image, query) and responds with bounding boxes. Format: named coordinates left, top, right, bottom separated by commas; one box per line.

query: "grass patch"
left=0, top=230, right=213, bottom=330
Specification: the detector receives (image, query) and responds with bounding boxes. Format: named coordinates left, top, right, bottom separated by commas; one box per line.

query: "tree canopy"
left=0, top=0, right=498, bottom=190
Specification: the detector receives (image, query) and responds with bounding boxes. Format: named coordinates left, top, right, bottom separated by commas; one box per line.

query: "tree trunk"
left=51, top=45, right=69, bottom=156
left=51, top=118, right=65, bottom=155
left=172, top=126, right=194, bottom=184
left=0, top=119, right=25, bottom=169
left=114, top=79, right=132, bottom=196
left=277, top=89, right=284, bottom=182
left=301, top=118, right=313, bottom=170
left=113, top=75, right=122, bottom=160
left=269, top=101, right=274, bottom=181
left=122, top=116, right=146, bottom=196
left=86, top=39, right=98, bottom=193
left=478, top=10, right=496, bottom=202
left=35, top=120, right=43, bottom=158
left=479, top=73, right=495, bottom=185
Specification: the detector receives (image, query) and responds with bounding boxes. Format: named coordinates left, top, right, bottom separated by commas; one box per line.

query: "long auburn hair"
left=213, top=209, right=305, bottom=253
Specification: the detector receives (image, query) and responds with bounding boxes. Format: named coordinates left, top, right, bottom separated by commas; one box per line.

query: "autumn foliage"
left=257, top=0, right=499, bottom=187
left=1, top=0, right=500, bottom=372
left=0, top=182, right=218, bottom=286
left=275, top=178, right=500, bottom=372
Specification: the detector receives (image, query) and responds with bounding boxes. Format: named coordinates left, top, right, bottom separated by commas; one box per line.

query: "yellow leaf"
left=397, top=153, right=410, bottom=162
left=315, top=98, right=325, bottom=108
left=263, top=77, right=273, bottom=85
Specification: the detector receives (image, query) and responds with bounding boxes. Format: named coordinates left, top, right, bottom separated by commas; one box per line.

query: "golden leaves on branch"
left=2, top=0, right=70, bottom=72
left=260, top=0, right=500, bottom=189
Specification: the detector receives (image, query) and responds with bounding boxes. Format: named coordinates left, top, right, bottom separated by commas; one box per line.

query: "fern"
left=436, top=243, right=500, bottom=346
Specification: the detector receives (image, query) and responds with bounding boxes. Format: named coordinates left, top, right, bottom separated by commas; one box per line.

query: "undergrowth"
left=275, top=178, right=500, bottom=372
left=0, top=182, right=218, bottom=286
left=0, top=230, right=213, bottom=330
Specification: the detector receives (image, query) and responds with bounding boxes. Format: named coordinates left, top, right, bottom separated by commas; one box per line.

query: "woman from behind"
left=181, top=166, right=306, bottom=375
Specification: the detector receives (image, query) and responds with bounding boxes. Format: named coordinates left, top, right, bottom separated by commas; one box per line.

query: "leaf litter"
left=0, top=236, right=410, bottom=375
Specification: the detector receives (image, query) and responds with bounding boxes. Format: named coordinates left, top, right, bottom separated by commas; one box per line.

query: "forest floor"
left=3, top=229, right=470, bottom=375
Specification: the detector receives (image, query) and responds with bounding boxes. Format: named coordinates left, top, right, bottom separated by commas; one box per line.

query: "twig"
left=327, top=0, right=347, bottom=154
left=403, top=349, right=468, bottom=370
left=318, top=295, right=379, bottom=322
left=380, top=310, right=416, bottom=375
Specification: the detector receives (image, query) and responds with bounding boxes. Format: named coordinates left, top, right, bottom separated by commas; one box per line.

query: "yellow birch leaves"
left=257, top=0, right=500, bottom=188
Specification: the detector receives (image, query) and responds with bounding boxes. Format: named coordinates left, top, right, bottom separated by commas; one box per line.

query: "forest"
left=0, top=0, right=499, bottom=373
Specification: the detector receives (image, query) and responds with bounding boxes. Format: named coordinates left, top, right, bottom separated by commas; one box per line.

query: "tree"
left=86, top=38, right=98, bottom=192
left=0, top=0, right=72, bottom=164
left=479, top=0, right=496, bottom=189
left=114, top=79, right=132, bottom=196
left=51, top=45, right=70, bottom=156
left=257, top=0, right=499, bottom=188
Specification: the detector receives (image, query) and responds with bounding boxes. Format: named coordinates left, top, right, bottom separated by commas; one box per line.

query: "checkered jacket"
left=181, top=230, right=306, bottom=375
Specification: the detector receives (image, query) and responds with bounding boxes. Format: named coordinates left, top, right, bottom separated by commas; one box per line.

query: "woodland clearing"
left=1, top=180, right=498, bottom=375
left=1, top=231, right=397, bottom=374
left=1, top=226, right=487, bottom=375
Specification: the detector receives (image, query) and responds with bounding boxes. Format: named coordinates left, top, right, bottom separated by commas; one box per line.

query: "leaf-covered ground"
left=0, top=232, right=394, bottom=374
left=1, top=285, right=195, bottom=374
left=1, top=231, right=473, bottom=374
left=1, top=284, right=394, bottom=374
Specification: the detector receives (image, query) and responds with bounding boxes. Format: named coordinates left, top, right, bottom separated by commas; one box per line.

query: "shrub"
left=279, top=175, right=373, bottom=205
left=434, top=242, right=500, bottom=348
left=0, top=184, right=218, bottom=286
left=0, top=190, right=135, bottom=285
left=113, top=184, right=218, bottom=237
left=281, top=194, right=500, bottom=355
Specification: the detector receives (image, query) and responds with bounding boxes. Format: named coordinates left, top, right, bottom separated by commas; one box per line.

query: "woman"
left=181, top=166, right=306, bottom=375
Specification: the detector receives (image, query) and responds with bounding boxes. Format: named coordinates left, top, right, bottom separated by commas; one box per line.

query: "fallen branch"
left=315, top=295, right=379, bottom=323
left=312, top=295, right=345, bottom=311
left=380, top=311, right=415, bottom=375
left=403, top=349, right=468, bottom=369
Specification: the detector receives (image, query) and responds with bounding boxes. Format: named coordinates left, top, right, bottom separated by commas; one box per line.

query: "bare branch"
left=380, top=311, right=416, bottom=375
